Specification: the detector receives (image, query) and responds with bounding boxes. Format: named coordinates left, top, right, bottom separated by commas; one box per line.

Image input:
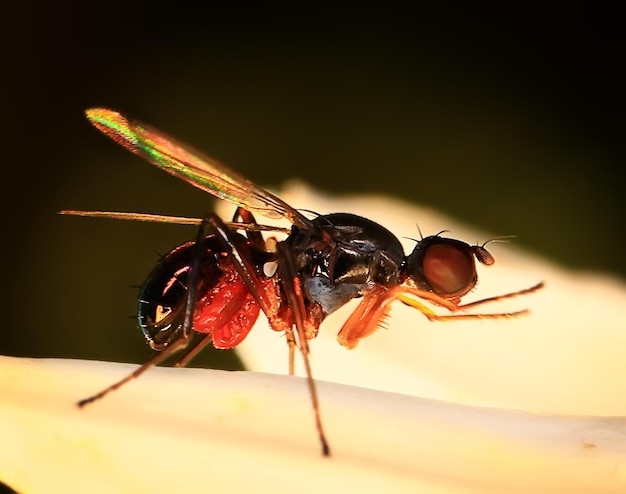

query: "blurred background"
left=2, top=5, right=624, bottom=369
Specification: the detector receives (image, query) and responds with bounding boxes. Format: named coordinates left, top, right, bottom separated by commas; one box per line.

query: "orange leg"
left=337, top=282, right=543, bottom=349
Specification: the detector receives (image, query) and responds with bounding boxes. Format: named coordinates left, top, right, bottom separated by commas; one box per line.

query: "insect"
left=62, top=108, right=543, bottom=456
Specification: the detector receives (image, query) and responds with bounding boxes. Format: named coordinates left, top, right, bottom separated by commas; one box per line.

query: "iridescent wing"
left=85, top=108, right=315, bottom=230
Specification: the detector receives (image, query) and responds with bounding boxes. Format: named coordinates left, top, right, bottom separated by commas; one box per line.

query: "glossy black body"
left=285, top=212, right=406, bottom=315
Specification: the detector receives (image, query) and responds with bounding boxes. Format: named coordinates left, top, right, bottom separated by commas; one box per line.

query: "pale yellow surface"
left=1, top=357, right=625, bottom=493
left=2, top=185, right=625, bottom=493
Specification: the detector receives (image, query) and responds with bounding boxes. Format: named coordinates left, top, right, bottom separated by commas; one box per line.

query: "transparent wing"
left=86, top=108, right=314, bottom=230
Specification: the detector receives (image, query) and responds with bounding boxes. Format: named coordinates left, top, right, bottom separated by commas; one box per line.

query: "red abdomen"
left=193, top=264, right=260, bottom=349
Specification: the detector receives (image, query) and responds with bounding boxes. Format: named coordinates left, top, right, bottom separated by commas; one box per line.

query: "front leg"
left=337, top=283, right=542, bottom=349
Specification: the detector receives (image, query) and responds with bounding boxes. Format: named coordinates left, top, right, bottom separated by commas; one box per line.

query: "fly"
left=61, top=108, right=543, bottom=456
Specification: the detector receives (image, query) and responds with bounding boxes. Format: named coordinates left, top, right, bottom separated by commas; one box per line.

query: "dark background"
left=3, top=5, right=624, bottom=368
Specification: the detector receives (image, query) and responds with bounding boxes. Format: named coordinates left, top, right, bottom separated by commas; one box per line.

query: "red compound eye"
left=421, top=242, right=476, bottom=297
left=405, top=235, right=494, bottom=299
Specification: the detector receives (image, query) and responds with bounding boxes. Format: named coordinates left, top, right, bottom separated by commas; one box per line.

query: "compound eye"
left=422, top=242, right=477, bottom=297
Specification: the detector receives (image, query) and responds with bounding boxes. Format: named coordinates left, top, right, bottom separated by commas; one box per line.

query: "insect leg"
left=452, top=281, right=544, bottom=310
left=172, top=333, right=214, bottom=368
left=207, top=214, right=329, bottom=455
left=285, top=330, right=296, bottom=376
left=274, top=242, right=330, bottom=457
left=232, top=207, right=265, bottom=250
left=394, top=283, right=543, bottom=317
left=206, top=214, right=287, bottom=331
left=336, top=285, right=396, bottom=349
left=77, top=215, right=211, bottom=407
left=203, top=213, right=296, bottom=367
left=337, top=283, right=542, bottom=350
left=207, top=212, right=298, bottom=371
left=166, top=211, right=275, bottom=369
